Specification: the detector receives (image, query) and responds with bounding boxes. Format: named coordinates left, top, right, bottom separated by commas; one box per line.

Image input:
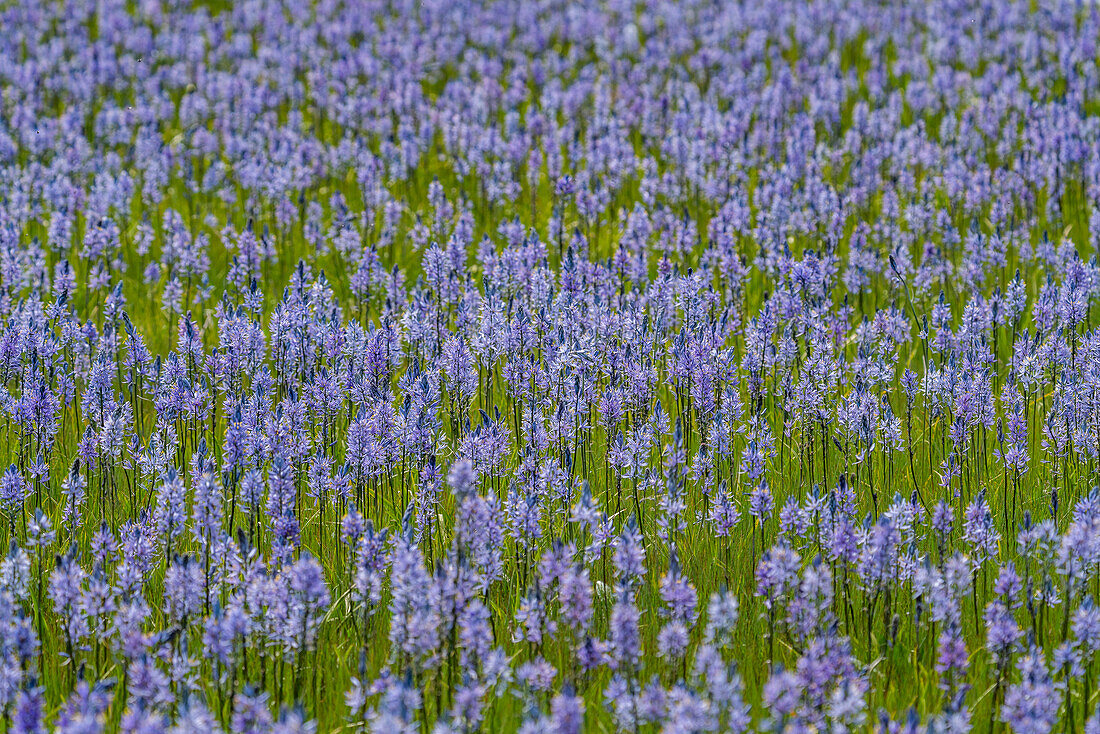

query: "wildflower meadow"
left=3, top=0, right=1100, bottom=731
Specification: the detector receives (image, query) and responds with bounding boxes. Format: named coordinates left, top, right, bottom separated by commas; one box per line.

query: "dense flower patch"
left=2, top=0, right=1100, bottom=731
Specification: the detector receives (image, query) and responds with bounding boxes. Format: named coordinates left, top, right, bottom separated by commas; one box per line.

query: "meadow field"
left=0, top=0, right=1098, bottom=731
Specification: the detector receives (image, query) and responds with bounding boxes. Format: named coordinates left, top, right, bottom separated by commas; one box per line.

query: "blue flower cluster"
left=1, top=0, right=1099, bottom=731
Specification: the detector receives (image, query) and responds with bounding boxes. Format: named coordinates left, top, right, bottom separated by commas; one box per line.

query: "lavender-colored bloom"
left=1002, top=648, right=1060, bottom=734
